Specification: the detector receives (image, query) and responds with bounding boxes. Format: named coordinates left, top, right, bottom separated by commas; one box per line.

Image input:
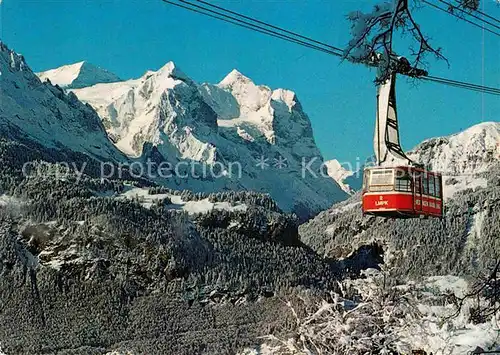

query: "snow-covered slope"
left=335, top=122, right=499, bottom=198
left=205, top=70, right=323, bottom=159
left=37, top=61, right=121, bottom=89
left=0, top=42, right=124, bottom=162
left=70, top=65, right=347, bottom=219
left=299, top=122, right=500, bottom=278
left=324, top=159, right=357, bottom=194
left=72, top=62, right=218, bottom=160
left=386, top=122, right=500, bottom=198
left=407, top=122, right=499, bottom=175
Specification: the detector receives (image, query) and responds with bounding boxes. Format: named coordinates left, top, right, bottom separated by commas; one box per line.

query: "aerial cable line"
left=162, top=0, right=343, bottom=57
left=434, top=0, right=500, bottom=31
left=162, top=0, right=500, bottom=96
left=422, top=76, right=500, bottom=95
left=471, top=5, right=500, bottom=25
left=423, top=75, right=500, bottom=93
left=165, top=0, right=343, bottom=57
left=422, top=0, right=500, bottom=37
left=426, top=75, right=500, bottom=93
left=194, top=0, right=344, bottom=54
left=421, top=77, right=500, bottom=96
left=177, top=0, right=343, bottom=55
left=422, top=77, right=500, bottom=95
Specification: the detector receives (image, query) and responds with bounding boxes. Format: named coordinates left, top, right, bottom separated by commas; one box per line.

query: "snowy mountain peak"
left=37, top=61, right=121, bottom=89
left=325, top=159, right=360, bottom=194
left=408, top=121, right=500, bottom=175
left=0, top=42, right=123, bottom=161
left=1, top=42, right=28, bottom=73
left=71, top=60, right=218, bottom=158
left=219, top=69, right=252, bottom=86
left=204, top=70, right=318, bottom=151
left=154, top=61, right=189, bottom=82
left=449, top=121, right=499, bottom=147
left=218, top=69, right=272, bottom=114
left=271, top=89, right=297, bottom=111
left=70, top=63, right=347, bottom=218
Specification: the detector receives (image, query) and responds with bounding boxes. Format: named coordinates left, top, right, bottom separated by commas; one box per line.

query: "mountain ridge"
left=37, top=60, right=122, bottom=89
left=385, top=121, right=500, bottom=199
left=0, top=42, right=125, bottom=162
left=66, top=62, right=348, bottom=219
left=1, top=41, right=499, bottom=355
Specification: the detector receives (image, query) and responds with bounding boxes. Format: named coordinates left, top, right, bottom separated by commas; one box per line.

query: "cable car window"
left=414, top=172, right=422, bottom=194
left=422, top=174, right=429, bottom=195
left=415, top=179, right=421, bottom=194
left=428, top=174, right=435, bottom=197
left=412, top=170, right=422, bottom=194
left=435, top=175, right=441, bottom=198
left=395, top=169, right=412, bottom=192
left=362, top=170, right=370, bottom=192
left=369, top=169, right=394, bottom=192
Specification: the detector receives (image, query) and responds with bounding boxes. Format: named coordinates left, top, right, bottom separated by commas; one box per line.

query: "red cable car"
left=361, top=70, right=444, bottom=218
left=362, top=166, right=443, bottom=218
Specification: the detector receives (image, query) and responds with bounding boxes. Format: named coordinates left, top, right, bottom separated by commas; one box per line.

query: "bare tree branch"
left=444, top=259, right=500, bottom=323
left=343, top=0, right=464, bottom=82
left=457, top=0, right=480, bottom=11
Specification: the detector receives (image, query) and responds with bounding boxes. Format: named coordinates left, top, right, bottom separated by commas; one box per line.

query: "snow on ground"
left=329, top=201, right=361, bottom=216
left=182, top=199, right=247, bottom=214
left=443, top=176, right=488, bottom=200
left=390, top=275, right=499, bottom=354
left=118, top=187, right=247, bottom=215
left=237, top=344, right=282, bottom=355
left=39, top=241, right=91, bottom=272
left=0, top=194, right=20, bottom=207
left=424, top=275, right=469, bottom=298
left=260, top=274, right=500, bottom=355
left=401, top=313, right=499, bottom=354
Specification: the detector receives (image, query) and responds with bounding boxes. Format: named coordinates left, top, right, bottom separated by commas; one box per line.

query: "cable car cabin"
left=362, top=166, right=443, bottom=218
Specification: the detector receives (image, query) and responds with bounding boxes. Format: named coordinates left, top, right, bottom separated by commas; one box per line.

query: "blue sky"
left=1, top=0, right=499, bottom=164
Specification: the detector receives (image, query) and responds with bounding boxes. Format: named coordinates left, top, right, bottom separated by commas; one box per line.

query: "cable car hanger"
left=362, top=57, right=444, bottom=219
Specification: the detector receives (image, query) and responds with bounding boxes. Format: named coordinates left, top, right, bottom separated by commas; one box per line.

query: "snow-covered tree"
left=344, top=0, right=488, bottom=81
left=265, top=272, right=500, bottom=354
